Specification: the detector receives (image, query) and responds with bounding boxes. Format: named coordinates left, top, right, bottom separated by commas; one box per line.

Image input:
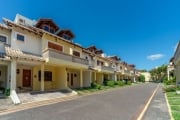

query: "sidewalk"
left=143, top=84, right=171, bottom=120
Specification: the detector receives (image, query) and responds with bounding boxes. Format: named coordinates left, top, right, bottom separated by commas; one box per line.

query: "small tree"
left=139, top=75, right=145, bottom=82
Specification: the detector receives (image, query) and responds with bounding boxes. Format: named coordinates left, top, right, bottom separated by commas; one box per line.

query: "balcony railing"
left=43, top=48, right=89, bottom=65
left=115, top=67, right=123, bottom=72
left=122, top=70, right=131, bottom=76
left=102, top=66, right=115, bottom=71
left=92, top=65, right=115, bottom=72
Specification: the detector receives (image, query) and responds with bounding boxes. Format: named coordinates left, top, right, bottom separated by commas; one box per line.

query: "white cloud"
left=147, top=54, right=164, bottom=61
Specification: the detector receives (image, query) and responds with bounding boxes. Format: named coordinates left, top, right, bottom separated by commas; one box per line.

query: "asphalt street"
left=0, top=83, right=158, bottom=120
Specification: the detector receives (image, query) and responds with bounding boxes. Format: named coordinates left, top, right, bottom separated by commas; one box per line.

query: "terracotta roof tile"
left=5, top=46, right=45, bottom=62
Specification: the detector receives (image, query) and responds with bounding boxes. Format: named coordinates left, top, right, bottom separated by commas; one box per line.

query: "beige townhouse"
left=0, top=14, right=137, bottom=104
left=173, top=41, right=180, bottom=86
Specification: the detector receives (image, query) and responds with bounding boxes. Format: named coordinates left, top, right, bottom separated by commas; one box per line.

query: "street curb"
left=137, top=83, right=160, bottom=120
left=165, top=93, right=174, bottom=120
left=0, top=93, right=78, bottom=115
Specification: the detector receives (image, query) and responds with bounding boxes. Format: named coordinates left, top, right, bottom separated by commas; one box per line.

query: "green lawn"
left=171, top=106, right=180, bottom=111
left=172, top=112, right=180, bottom=120
left=166, top=92, right=180, bottom=120
left=167, top=92, right=179, bottom=97
left=168, top=100, right=180, bottom=105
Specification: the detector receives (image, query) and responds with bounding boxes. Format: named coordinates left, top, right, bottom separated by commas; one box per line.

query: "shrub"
left=127, top=81, right=132, bottom=85
left=163, top=85, right=176, bottom=92
left=176, top=87, right=180, bottom=91
left=91, top=82, right=97, bottom=88
left=114, top=81, right=118, bottom=85
left=103, top=80, right=108, bottom=86
left=91, top=82, right=101, bottom=89
left=164, top=79, right=176, bottom=85
left=96, top=84, right=102, bottom=90
left=163, top=76, right=176, bottom=85
left=139, top=75, right=145, bottom=82
left=117, top=81, right=124, bottom=86
left=106, top=81, right=115, bottom=87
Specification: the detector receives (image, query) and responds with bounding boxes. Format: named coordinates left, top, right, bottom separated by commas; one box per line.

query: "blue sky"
left=0, top=0, right=179, bottom=70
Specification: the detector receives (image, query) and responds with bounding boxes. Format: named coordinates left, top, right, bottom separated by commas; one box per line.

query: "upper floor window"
left=50, top=28, right=55, bottom=33
left=43, top=25, right=49, bottom=32
left=0, top=35, right=7, bottom=43
left=18, top=18, right=25, bottom=25
left=48, top=42, right=63, bottom=52
left=97, top=60, right=100, bottom=66
left=63, top=34, right=71, bottom=40
left=16, top=33, right=25, bottom=42
left=97, top=60, right=104, bottom=66
left=73, top=50, right=80, bottom=57
left=120, top=66, right=122, bottom=70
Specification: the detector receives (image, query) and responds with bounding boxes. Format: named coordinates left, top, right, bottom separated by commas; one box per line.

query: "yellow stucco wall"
left=55, top=67, right=68, bottom=89
left=96, top=72, right=103, bottom=84
left=32, top=65, right=67, bottom=91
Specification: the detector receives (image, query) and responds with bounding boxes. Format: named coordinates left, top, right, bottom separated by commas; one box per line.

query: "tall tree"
left=149, top=64, right=167, bottom=81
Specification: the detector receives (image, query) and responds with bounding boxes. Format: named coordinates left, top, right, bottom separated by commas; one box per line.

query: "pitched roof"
left=35, top=18, right=59, bottom=31
left=56, top=29, right=75, bottom=38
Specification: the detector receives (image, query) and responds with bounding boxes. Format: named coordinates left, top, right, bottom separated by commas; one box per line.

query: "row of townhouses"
left=0, top=14, right=138, bottom=104
left=171, top=41, right=180, bottom=86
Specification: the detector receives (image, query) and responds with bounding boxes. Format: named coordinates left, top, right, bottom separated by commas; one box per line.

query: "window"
left=50, top=28, right=55, bottom=33
left=18, top=18, right=25, bottom=24
left=0, top=35, right=7, bottom=43
left=120, top=66, right=122, bottom=70
left=38, top=71, right=52, bottom=81
left=73, top=50, right=80, bottom=57
left=97, top=60, right=104, bottom=66
left=63, top=34, right=71, bottom=40
left=16, top=34, right=25, bottom=41
left=97, top=60, right=101, bottom=66
left=43, top=25, right=49, bottom=32
left=48, top=42, right=63, bottom=52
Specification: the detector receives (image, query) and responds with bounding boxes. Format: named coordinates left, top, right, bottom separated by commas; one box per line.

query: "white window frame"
left=47, top=40, right=64, bottom=52
left=0, top=34, right=8, bottom=44
left=15, top=32, right=26, bottom=42
left=72, top=49, right=81, bottom=57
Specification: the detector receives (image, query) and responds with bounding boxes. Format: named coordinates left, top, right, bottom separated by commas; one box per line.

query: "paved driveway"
left=0, top=83, right=158, bottom=120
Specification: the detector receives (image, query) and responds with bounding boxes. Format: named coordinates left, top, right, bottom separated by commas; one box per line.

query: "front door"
left=67, top=72, right=74, bottom=88
left=23, top=69, right=31, bottom=87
